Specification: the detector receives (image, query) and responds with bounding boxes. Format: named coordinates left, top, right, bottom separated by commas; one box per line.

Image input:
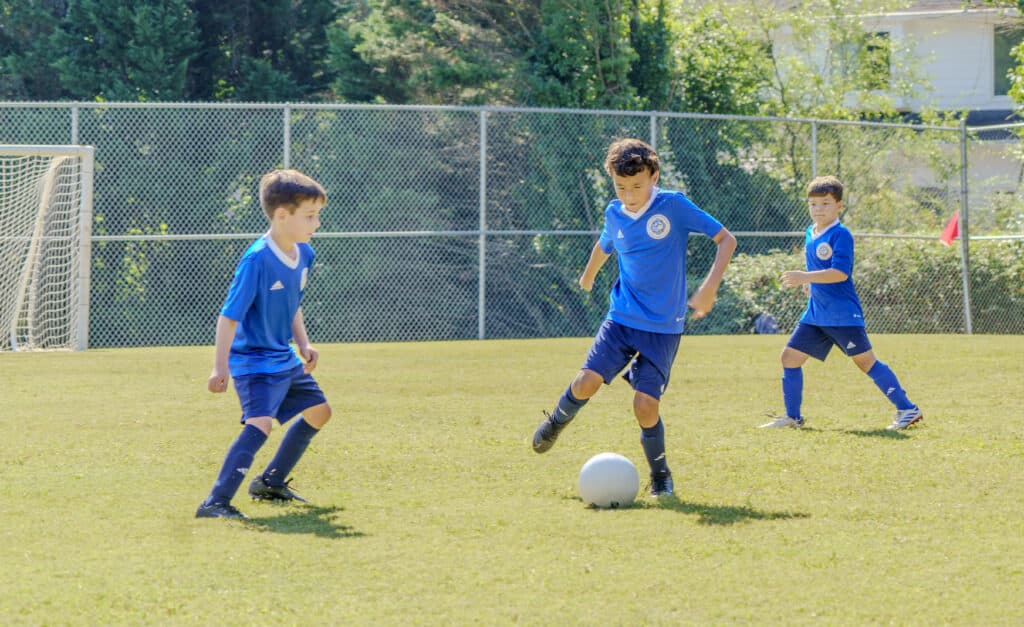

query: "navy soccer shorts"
left=786, top=323, right=873, bottom=361
left=233, top=364, right=327, bottom=424
left=582, top=319, right=681, bottom=400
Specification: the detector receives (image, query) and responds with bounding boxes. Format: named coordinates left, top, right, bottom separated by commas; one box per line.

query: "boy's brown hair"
left=259, top=169, right=327, bottom=219
left=806, top=175, right=844, bottom=201
left=604, top=138, right=660, bottom=177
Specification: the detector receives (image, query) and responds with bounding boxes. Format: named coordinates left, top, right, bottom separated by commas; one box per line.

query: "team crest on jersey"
left=646, top=214, right=670, bottom=240
left=300, top=267, right=308, bottom=290
left=816, top=242, right=833, bottom=260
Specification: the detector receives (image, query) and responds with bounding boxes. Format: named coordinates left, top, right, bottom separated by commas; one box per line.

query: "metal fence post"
left=478, top=109, right=488, bottom=340
left=77, top=146, right=94, bottom=350
left=650, top=113, right=657, bottom=149
left=283, top=104, right=291, bottom=169
left=958, top=119, right=973, bottom=334
left=811, top=120, right=817, bottom=178
left=71, top=106, right=79, bottom=145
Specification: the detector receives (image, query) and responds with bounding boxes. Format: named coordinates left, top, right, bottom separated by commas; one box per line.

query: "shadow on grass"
left=245, top=504, right=365, bottom=539
left=574, top=497, right=810, bottom=526
left=646, top=498, right=810, bottom=525
left=842, top=428, right=911, bottom=439
left=653, top=498, right=810, bottom=525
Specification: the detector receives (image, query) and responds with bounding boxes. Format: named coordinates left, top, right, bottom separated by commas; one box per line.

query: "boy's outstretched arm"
left=781, top=268, right=847, bottom=288
left=208, top=315, right=238, bottom=393
left=688, top=227, right=737, bottom=319
left=578, top=241, right=611, bottom=292
left=291, top=307, right=318, bottom=373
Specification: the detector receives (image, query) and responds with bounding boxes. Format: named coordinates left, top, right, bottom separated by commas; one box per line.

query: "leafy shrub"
left=695, top=238, right=1024, bottom=335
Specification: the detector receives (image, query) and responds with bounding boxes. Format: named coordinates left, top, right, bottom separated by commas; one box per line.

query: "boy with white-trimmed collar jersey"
left=532, top=138, right=737, bottom=499
left=760, top=175, right=923, bottom=432
left=196, top=169, right=334, bottom=520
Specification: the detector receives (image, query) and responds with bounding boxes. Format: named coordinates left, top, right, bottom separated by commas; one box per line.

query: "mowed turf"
left=1, top=335, right=1022, bottom=624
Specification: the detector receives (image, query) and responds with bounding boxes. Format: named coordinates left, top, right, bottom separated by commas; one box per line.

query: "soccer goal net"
left=0, top=145, right=94, bottom=351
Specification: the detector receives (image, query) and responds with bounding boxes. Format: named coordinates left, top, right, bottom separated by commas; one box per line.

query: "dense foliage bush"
left=693, top=238, right=1024, bottom=335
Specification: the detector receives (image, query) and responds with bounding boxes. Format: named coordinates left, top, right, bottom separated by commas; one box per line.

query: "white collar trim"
left=813, top=219, right=840, bottom=238
left=622, top=187, right=659, bottom=221
left=264, top=232, right=300, bottom=269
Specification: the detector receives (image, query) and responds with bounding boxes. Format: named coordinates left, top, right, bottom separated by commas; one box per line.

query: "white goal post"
left=0, top=145, right=94, bottom=351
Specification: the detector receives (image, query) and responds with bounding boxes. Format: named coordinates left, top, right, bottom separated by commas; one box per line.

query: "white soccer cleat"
left=887, top=407, right=923, bottom=430
left=758, top=414, right=804, bottom=429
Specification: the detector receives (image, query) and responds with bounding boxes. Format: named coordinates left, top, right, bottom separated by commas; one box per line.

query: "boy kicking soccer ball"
left=196, top=169, right=333, bottom=520
left=532, top=138, right=736, bottom=497
left=760, top=175, right=923, bottom=431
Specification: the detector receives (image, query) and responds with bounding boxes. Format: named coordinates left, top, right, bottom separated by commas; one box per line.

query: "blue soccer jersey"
left=219, top=235, right=314, bottom=376
left=597, top=189, right=724, bottom=334
left=799, top=221, right=865, bottom=327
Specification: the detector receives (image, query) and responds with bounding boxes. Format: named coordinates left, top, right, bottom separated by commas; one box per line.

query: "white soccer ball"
left=578, top=452, right=639, bottom=509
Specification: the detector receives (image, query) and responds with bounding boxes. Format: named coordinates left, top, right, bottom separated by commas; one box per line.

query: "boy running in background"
left=532, top=138, right=736, bottom=497
left=196, top=169, right=333, bottom=519
left=760, top=175, right=923, bottom=431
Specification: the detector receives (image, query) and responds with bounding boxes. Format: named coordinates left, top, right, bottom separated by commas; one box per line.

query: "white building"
left=770, top=0, right=1022, bottom=198
left=871, top=0, right=1020, bottom=118
left=769, top=0, right=1021, bottom=117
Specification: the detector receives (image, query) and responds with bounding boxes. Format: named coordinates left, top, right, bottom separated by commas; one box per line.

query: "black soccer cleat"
left=532, top=411, right=570, bottom=454
left=248, top=476, right=308, bottom=503
left=195, top=501, right=248, bottom=519
left=649, top=471, right=674, bottom=498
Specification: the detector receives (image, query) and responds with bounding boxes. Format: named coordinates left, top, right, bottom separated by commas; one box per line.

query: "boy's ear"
left=651, top=169, right=660, bottom=185
left=272, top=206, right=289, bottom=220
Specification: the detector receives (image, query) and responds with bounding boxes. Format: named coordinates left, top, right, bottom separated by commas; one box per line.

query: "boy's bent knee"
left=632, top=392, right=660, bottom=427
left=780, top=347, right=808, bottom=369
left=245, top=416, right=274, bottom=435
left=571, top=370, right=603, bottom=399
left=303, top=402, right=332, bottom=429
left=851, top=350, right=876, bottom=373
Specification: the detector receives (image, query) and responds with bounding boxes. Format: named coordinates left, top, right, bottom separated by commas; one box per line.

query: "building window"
left=994, top=26, right=1023, bottom=96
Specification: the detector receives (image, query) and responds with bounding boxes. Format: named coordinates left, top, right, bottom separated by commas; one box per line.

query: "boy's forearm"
left=803, top=268, right=848, bottom=284
left=291, top=307, right=311, bottom=348
left=702, top=229, right=737, bottom=288
left=213, top=315, right=237, bottom=368
left=584, top=243, right=610, bottom=276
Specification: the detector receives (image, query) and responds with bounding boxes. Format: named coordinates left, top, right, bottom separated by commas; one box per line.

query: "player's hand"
left=298, top=344, right=318, bottom=373
left=208, top=368, right=229, bottom=393
left=578, top=275, right=594, bottom=292
left=687, top=286, right=715, bottom=319
left=781, top=271, right=807, bottom=289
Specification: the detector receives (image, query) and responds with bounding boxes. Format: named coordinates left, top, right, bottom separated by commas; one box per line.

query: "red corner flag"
left=940, top=210, right=959, bottom=246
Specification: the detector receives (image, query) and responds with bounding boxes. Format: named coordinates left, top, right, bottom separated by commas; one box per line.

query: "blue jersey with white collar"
left=219, top=235, right=313, bottom=376
left=800, top=221, right=865, bottom=327
left=597, top=189, right=723, bottom=334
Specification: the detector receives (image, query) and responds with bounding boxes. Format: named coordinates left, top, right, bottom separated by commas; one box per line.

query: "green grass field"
left=1, top=335, right=1022, bottom=625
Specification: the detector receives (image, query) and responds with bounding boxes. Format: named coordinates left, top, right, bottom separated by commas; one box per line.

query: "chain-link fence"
left=1, top=102, right=1021, bottom=348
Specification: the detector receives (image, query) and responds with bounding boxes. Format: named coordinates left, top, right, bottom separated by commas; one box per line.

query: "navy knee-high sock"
left=260, top=417, right=320, bottom=487
left=206, top=424, right=268, bottom=505
left=782, top=367, right=803, bottom=419
left=552, top=385, right=588, bottom=425
left=867, top=361, right=914, bottom=410
left=641, top=418, right=670, bottom=477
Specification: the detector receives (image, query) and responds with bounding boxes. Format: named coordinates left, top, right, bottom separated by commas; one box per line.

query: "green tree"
left=188, top=0, right=338, bottom=101
left=0, top=0, right=68, bottom=99
left=627, top=0, right=673, bottom=110
left=670, top=4, right=771, bottom=115
left=327, top=0, right=516, bottom=104
left=50, top=0, right=199, bottom=101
